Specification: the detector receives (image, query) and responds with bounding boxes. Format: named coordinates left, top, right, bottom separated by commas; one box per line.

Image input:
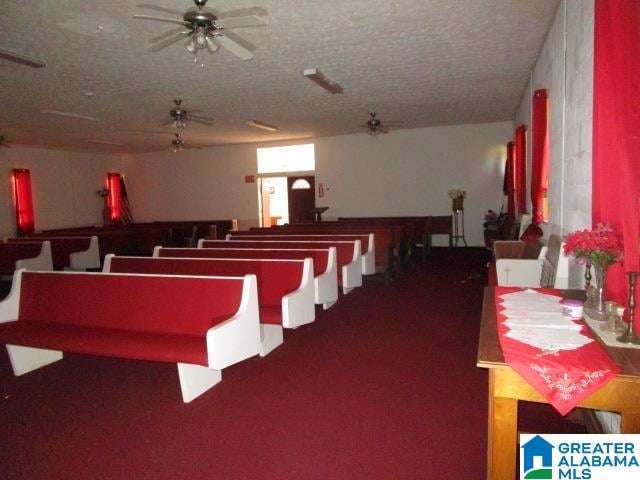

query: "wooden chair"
left=495, top=234, right=569, bottom=288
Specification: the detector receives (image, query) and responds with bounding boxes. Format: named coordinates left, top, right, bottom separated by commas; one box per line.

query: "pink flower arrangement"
left=563, top=223, right=624, bottom=267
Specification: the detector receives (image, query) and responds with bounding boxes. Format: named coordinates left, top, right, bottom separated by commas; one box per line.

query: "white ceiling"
left=0, top=0, right=560, bottom=154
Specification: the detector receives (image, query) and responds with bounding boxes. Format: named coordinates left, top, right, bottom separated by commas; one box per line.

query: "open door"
left=287, top=176, right=315, bottom=224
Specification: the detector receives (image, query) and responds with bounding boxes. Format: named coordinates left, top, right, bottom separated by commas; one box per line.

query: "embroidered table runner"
left=494, top=287, right=619, bottom=415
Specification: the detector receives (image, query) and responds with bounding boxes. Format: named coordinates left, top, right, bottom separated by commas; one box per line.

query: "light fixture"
left=0, top=47, right=46, bottom=68
left=172, top=133, right=185, bottom=152
left=246, top=120, right=279, bottom=132
left=170, top=99, right=187, bottom=130
left=303, top=68, right=343, bottom=94
left=185, top=27, right=216, bottom=68
left=41, top=110, right=100, bottom=121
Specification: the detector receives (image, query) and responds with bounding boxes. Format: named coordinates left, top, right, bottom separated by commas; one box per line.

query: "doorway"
left=287, top=175, right=315, bottom=224
left=258, top=175, right=316, bottom=226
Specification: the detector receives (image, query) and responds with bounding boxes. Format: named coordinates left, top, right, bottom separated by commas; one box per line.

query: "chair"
left=495, top=234, right=569, bottom=288
left=422, top=215, right=453, bottom=259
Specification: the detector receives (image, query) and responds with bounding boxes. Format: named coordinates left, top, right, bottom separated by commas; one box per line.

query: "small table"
left=477, top=287, right=640, bottom=480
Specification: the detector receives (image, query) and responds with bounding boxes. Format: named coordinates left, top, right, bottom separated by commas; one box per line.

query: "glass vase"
left=584, top=263, right=608, bottom=321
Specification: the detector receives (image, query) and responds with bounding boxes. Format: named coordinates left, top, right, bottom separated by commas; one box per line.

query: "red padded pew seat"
left=0, top=321, right=209, bottom=365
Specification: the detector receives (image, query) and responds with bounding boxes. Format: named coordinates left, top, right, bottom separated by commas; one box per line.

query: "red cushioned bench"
left=155, top=246, right=338, bottom=310
left=199, top=239, right=362, bottom=295
left=104, top=255, right=315, bottom=356
left=227, top=233, right=375, bottom=276
left=0, top=269, right=261, bottom=403
left=0, top=241, right=53, bottom=278
left=8, top=236, right=100, bottom=270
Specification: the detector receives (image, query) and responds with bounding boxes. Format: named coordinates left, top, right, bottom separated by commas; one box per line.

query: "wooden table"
left=477, top=287, right=640, bottom=480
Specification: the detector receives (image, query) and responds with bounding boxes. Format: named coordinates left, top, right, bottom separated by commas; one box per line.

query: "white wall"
left=0, top=146, right=122, bottom=238
left=514, top=0, right=594, bottom=287
left=122, top=121, right=512, bottom=246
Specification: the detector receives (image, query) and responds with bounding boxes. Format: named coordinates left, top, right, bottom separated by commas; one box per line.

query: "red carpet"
left=0, top=248, right=582, bottom=479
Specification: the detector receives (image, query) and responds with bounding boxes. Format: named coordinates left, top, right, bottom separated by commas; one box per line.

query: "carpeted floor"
left=0, top=248, right=583, bottom=479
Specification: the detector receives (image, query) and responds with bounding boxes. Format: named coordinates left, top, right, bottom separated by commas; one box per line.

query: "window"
left=12, top=169, right=35, bottom=235
left=291, top=179, right=311, bottom=189
left=531, top=89, right=549, bottom=224
left=257, top=144, right=315, bottom=174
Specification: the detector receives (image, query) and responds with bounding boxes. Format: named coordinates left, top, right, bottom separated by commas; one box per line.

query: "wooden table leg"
left=487, top=369, right=518, bottom=480
left=621, top=412, right=640, bottom=433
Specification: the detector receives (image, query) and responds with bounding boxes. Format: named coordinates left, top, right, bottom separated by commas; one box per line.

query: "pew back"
left=18, top=271, right=244, bottom=336
left=156, top=246, right=329, bottom=277
left=8, top=236, right=99, bottom=270
left=0, top=242, right=53, bottom=276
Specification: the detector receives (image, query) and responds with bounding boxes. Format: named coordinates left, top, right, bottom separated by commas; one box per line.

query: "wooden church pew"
left=199, top=239, right=362, bottom=294
left=0, top=269, right=261, bottom=403
left=104, top=255, right=315, bottom=356
left=155, top=246, right=338, bottom=309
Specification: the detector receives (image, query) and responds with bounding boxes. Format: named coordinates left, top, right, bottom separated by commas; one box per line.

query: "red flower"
left=563, top=223, right=623, bottom=267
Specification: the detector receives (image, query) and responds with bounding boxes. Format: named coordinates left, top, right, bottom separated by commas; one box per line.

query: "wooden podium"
left=310, top=207, right=329, bottom=222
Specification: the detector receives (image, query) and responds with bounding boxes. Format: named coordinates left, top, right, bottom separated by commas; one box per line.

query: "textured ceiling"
left=0, top=0, right=560, bottom=154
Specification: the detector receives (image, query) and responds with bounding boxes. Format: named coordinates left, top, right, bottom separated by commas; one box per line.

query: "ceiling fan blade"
left=136, top=4, right=185, bottom=16
left=189, top=117, right=214, bottom=126
left=149, top=27, right=189, bottom=44
left=133, top=15, right=190, bottom=27
left=205, top=36, right=219, bottom=54
left=148, top=31, right=191, bottom=52
left=216, top=15, right=267, bottom=29
left=215, top=35, right=254, bottom=61
left=0, top=47, right=46, bottom=68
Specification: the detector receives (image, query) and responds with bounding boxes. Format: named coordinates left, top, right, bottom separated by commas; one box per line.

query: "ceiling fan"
left=361, top=112, right=404, bottom=136
left=170, top=132, right=203, bottom=152
left=134, top=0, right=267, bottom=64
left=161, top=99, right=214, bottom=129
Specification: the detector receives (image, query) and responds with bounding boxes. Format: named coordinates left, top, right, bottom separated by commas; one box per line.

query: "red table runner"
left=494, top=287, right=619, bottom=415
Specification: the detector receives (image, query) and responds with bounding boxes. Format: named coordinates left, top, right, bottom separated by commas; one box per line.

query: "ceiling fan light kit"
left=303, top=68, right=343, bottom=94
left=0, top=47, right=46, bottom=68
left=246, top=120, right=278, bottom=132
left=172, top=132, right=185, bottom=152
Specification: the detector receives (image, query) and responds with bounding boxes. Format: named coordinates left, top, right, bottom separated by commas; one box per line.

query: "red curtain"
left=505, top=142, right=515, bottom=216
left=106, top=173, right=123, bottom=223
left=531, top=89, right=549, bottom=226
left=593, top=0, right=640, bottom=325
left=12, top=169, right=35, bottom=235
left=514, top=125, right=527, bottom=215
